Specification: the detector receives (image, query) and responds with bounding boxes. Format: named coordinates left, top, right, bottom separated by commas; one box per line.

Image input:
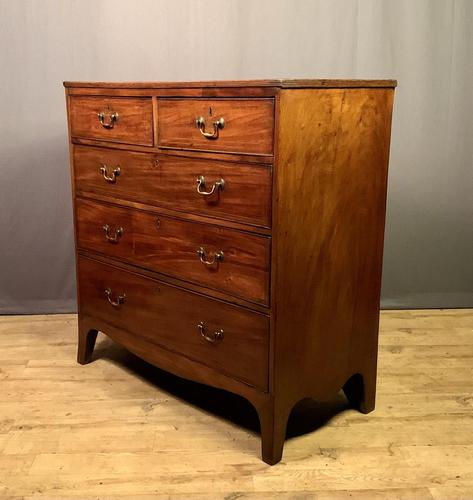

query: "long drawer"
left=157, top=98, right=274, bottom=155
left=69, top=96, right=154, bottom=146
left=78, top=255, right=269, bottom=390
left=74, top=145, right=272, bottom=228
left=76, top=198, right=270, bottom=305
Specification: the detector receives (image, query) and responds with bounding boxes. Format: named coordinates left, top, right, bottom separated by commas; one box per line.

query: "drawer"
left=76, top=198, right=270, bottom=305
left=74, top=146, right=272, bottom=228
left=157, top=98, right=274, bottom=155
left=78, top=256, right=269, bottom=390
left=69, top=96, right=153, bottom=146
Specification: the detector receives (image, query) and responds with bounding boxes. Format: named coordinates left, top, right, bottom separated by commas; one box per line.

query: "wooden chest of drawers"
left=65, top=79, right=396, bottom=464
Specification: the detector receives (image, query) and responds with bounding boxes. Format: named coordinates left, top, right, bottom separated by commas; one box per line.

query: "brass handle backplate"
left=103, top=224, right=124, bottom=243
left=196, top=175, right=225, bottom=196
left=104, top=288, right=126, bottom=307
left=198, top=321, right=224, bottom=343
left=196, top=247, right=224, bottom=266
left=100, top=164, right=120, bottom=183
left=98, top=111, right=119, bottom=129
left=195, top=116, right=225, bottom=139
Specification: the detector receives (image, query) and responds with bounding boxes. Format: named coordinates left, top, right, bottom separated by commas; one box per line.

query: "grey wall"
left=0, top=0, right=472, bottom=313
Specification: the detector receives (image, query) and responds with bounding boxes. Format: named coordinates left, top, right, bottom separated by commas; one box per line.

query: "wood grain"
left=0, top=309, right=470, bottom=499
left=262, top=88, right=395, bottom=463
left=75, top=198, right=271, bottom=305
left=66, top=86, right=280, bottom=98
left=74, top=145, right=272, bottom=228
left=76, top=250, right=271, bottom=315
left=70, top=96, right=154, bottom=146
left=77, top=255, right=270, bottom=390
left=157, top=98, right=274, bottom=155
left=72, top=137, right=275, bottom=165
left=76, top=193, right=272, bottom=237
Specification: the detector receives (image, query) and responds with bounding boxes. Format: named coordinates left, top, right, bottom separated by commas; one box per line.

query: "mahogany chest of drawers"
left=64, top=79, right=396, bottom=464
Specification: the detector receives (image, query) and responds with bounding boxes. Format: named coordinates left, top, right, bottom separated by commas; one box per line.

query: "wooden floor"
left=0, top=310, right=472, bottom=499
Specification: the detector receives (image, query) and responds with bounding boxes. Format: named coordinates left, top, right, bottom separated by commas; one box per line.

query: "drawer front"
left=69, top=96, right=153, bottom=146
left=76, top=198, right=270, bottom=305
left=78, top=256, right=269, bottom=390
left=157, top=98, right=274, bottom=155
left=74, top=145, right=272, bottom=228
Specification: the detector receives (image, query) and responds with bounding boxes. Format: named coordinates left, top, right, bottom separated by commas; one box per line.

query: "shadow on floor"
left=93, top=335, right=351, bottom=440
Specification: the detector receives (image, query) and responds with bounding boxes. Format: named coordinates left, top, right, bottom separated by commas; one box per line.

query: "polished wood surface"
left=78, top=256, right=269, bottom=390
left=66, top=80, right=395, bottom=464
left=67, top=86, right=281, bottom=98
left=76, top=198, right=270, bottom=305
left=64, top=78, right=398, bottom=88
left=263, top=88, right=394, bottom=464
left=70, top=96, right=154, bottom=146
left=74, top=145, right=272, bottom=228
left=0, top=310, right=471, bottom=499
left=157, top=98, right=274, bottom=155
left=77, top=250, right=271, bottom=315
left=76, top=193, right=272, bottom=238
left=72, top=137, right=275, bottom=165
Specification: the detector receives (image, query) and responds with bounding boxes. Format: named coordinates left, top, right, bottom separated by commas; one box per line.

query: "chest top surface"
left=64, top=78, right=397, bottom=89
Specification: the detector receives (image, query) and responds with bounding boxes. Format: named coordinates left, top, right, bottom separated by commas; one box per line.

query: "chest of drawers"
left=64, top=79, right=396, bottom=464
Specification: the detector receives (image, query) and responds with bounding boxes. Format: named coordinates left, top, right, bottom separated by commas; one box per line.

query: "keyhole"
left=209, top=106, right=213, bottom=116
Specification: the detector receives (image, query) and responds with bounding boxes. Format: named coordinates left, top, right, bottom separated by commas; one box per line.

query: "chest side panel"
left=272, top=88, right=394, bottom=403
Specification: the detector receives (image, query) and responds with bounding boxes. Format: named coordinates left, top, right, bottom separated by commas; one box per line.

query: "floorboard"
left=0, top=310, right=471, bottom=499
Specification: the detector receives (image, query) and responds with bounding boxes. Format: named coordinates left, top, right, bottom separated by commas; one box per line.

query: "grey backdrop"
left=0, top=0, right=472, bottom=314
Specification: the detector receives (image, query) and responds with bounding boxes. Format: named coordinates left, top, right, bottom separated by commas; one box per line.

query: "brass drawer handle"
left=104, top=288, right=126, bottom=307
left=198, top=321, right=224, bottom=343
left=100, top=164, right=120, bottom=183
left=196, top=175, right=225, bottom=196
left=195, top=116, right=225, bottom=139
left=97, top=111, right=119, bottom=129
left=196, top=247, right=224, bottom=266
left=103, top=224, right=123, bottom=243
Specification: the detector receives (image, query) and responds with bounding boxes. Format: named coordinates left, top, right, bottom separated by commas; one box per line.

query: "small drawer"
left=69, top=96, right=153, bottom=146
left=78, top=255, right=269, bottom=390
left=74, top=145, right=272, bottom=228
left=157, top=98, right=274, bottom=155
left=76, top=198, right=270, bottom=305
